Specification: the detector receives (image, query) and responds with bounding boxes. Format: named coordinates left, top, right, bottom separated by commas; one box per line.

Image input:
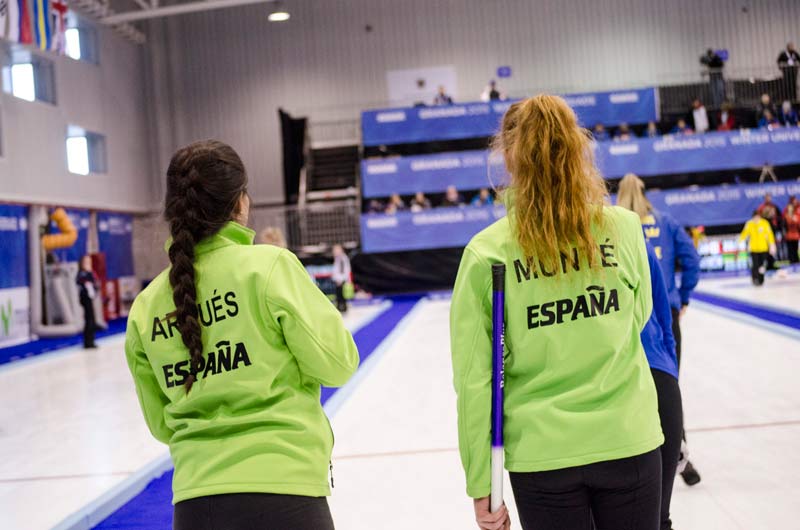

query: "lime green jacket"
left=451, top=206, right=663, bottom=498
left=125, top=222, right=359, bottom=503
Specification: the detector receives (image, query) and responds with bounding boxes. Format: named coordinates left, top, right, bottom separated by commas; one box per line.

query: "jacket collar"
left=164, top=221, right=255, bottom=255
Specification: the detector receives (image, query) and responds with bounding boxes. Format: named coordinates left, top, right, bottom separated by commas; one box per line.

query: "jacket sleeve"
left=632, top=219, right=653, bottom=332
left=124, top=316, right=174, bottom=444
left=671, top=218, right=700, bottom=306
left=647, top=243, right=677, bottom=366
left=267, top=250, right=359, bottom=387
left=766, top=222, right=776, bottom=246
left=450, top=246, right=493, bottom=498
left=739, top=222, right=750, bottom=242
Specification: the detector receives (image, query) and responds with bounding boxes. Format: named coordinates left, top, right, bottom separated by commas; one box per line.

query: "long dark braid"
left=164, top=140, right=248, bottom=392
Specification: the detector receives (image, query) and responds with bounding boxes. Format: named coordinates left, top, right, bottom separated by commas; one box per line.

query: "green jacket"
left=125, top=222, right=359, bottom=503
left=450, top=206, right=663, bottom=498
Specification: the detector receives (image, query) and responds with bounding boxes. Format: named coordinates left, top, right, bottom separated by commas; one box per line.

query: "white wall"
left=142, top=0, right=799, bottom=206
left=0, top=25, right=154, bottom=212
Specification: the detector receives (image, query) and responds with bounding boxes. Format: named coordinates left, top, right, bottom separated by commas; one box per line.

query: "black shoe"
left=681, top=461, right=701, bottom=486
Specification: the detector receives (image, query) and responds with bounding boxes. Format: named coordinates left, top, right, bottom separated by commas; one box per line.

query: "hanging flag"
left=0, top=0, right=8, bottom=40
left=5, top=0, right=19, bottom=41
left=49, top=0, right=67, bottom=54
left=32, top=0, right=50, bottom=50
left=18, top=0, right=33, bottom=44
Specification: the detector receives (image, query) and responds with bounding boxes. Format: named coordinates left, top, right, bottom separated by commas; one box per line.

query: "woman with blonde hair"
left=451, top=95, right=663, bottom=530
left=259, top=226, right=287, bottom=248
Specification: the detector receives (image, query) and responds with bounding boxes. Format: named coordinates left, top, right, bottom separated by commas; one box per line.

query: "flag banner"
left=49, top=0, right=67, bottom=53
left=97, top=212, right=134, bottom=279
left=361, top=129, right=800, bottom=198
left=0, top=0, right=8, bottom=40
left=5, top=0, right=19, bottom=41
left=360, top=181, right=800, bottom=253
left=19, top=0, right=33, bottom=44
left=32, top=0, right=51, bottom=50
left=0, top=204, right=30, bottom=349
left=361, top=87, right=658, bottom=146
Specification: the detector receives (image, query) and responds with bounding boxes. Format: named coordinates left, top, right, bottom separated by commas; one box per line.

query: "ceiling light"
left=268, top=2, right=290, bottom=21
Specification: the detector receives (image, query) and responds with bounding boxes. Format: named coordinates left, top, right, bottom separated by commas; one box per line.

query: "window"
left=67, top=126, right=107, bottom=175
left=66, top=136, right=90, bottom=175
left=64, top=14, right=99, bottom=64
left=65, top=29, right=82, bottom=61
left=10, top=64, right=36, bottom=102
left=1, top=52, right=57, bottom=104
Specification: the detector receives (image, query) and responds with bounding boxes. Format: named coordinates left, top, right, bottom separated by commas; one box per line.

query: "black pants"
left=174, top=493, right=335, bottom=530
left=787, top=240, right=799, bottom=264
left=510, top=449, right=662, bottom=530
left=81, top=299, right=96, bottom=348
left=335, top=283, right=347, bottom=312
left=670, top=308, right=682, bottom=369
left=782, top=67, right=798, bottom=101
left=652, top=370, right=683, bottom=530
left=751, top=252, right=769, bottom=286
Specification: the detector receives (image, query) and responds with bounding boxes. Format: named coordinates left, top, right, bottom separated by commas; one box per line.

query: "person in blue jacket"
left=643, top=242, right=683, bottom=530
left=617, top=173, right=702, bottom=487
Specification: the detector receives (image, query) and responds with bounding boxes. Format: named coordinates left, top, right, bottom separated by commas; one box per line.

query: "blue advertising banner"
left=361, top=129, right=800, bottom=198
left=50, top=208, right=90, bottom=264
left=97, top=212, right=134, bottom=279
left=362, top=150, right=505, bottom=198
left=0, top=204, right=31, bottom=348
left=361, top=205, right=507, bottom=253
left=361, top=181, right=800, bottom=253
left=630, top=181, right=800, bottom=228
left=597, top=128, right=800, bottom=179
left=0, top=204, right=29, bottom=290
left=361, top=87, right=658, bottom=146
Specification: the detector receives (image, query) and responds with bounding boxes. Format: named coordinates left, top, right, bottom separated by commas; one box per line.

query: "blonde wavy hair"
left=616, top=173, right=653, bottom=220
left=495, top=95, right=608, bottom=272
left=259, top=226, right=287, bottom=248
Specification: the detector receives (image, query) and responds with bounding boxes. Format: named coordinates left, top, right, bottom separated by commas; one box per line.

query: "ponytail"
left=164, top=140, right=247, bottom=392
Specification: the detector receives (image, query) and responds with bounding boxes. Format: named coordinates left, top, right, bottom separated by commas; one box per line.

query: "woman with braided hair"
left=124, top=140, right=359, bottom=529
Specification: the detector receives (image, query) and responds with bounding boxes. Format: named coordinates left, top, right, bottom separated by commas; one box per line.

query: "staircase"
left=305, top=145, right=359, bottom=201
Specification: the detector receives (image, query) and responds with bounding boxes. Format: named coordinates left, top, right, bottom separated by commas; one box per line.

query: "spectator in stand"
left=367, top=199, right=384, bottom=214
left=410, top=191, right=432, bottom=212
left=716, top=101, right=737, bottom=131
left=480, top=80, right=506, bottom=102
left=777, top=42, right=800, bottom=101
left=613, top=122, right=636, bottom=141
left=700, top=48, right=725, bottom=107
left=433, top=85, right=454, bottom=106
left=259, top=227, right=287, bottom=248
left=691, top=99, right=710, bottom=134
left=758, top=109, right=782, bottom=129
left=470, top=188, right=494, bottom=207
left=592, top=123, right=610, bottom=141
left=441, top=185, right=464, bottom=207
left=784, top=200, right=800, bottom=264
left=386, top=193, right=406, bottom=213
left=758, top=193, right=783, bottom=267
left=779, top=100, right=799, bottom=126
left=756, top=93, right=778, bottom=122
left=646, top=121, right=660, bottom=138
left=671, top=118, right=694, bottom=135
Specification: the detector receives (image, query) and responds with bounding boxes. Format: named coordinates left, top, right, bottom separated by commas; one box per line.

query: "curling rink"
left=2, top=274, right=799, bottom=529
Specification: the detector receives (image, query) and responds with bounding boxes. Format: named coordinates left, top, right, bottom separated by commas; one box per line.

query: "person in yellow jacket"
left=451, top=95, right=663, bottom=530
left=740, top=210, right=776, bottom=286
left=125, top=140, right=359, bottom=530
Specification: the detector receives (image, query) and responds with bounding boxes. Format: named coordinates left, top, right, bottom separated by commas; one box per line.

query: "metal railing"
left=249, top=200, right=360, bottom=255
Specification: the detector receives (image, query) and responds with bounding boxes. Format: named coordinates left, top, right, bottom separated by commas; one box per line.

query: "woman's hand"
left=473, top=496, right=511, bottom=530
